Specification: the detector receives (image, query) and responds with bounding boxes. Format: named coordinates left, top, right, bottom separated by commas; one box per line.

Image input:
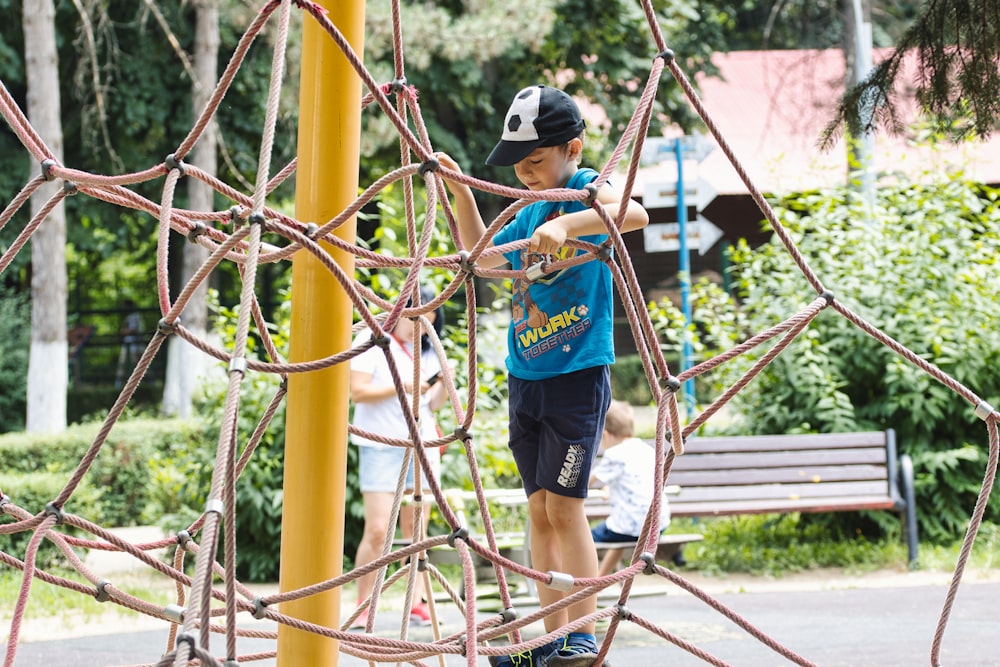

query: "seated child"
left=589, top=400, right=670, bottom=576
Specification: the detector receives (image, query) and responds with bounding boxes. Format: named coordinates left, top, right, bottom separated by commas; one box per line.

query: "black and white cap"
left=486, top=85, right=586, bottom=167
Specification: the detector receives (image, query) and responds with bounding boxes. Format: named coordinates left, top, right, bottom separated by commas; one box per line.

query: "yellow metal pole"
left=277, top=1, right=364, bottom=664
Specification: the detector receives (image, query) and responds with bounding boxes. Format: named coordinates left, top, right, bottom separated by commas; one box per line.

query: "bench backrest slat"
left=642, top=430, right=901, bottom=515
left=676, top=431, right=887, bottom=453
left=672, top=479, right=890, bottom=503
left=669, top=464, right=890, bottom=486
left=671, top=496, right=897, bottom=516
left=669, top=448, right=888, bottom=472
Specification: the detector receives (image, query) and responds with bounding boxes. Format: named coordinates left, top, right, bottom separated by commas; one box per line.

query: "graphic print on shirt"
left=511, top=210, right=593, bottom=363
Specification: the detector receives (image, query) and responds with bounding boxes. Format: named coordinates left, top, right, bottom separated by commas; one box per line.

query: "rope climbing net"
left=2, top=1, right=999, bottom=666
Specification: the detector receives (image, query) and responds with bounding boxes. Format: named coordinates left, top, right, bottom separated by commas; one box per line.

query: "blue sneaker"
left=541, top=633, right=603, bottom=667
left=488, top=639, right=561, bottom=667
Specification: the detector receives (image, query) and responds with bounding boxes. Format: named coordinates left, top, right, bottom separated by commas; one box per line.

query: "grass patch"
left=0, top=568, right=175, bottom=623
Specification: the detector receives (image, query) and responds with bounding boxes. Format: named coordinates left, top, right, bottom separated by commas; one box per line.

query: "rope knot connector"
left=63, top=180, right=78, bottom=195
left=175, top=632, right=196, bottom=653
left=157, top=318, right=179, bottom=336
left=252, top=597, right=269, bottom=620
left=447, top=527, right=469, bottom=547
left=176, top=530, right=192, bottom=549
left=974, top=400, right=996, bottom=421
left=821, top=290, right=835, bottom=305
left=583, top=182, right=599, bottom=206
left=229, top=356, right=248, bottom=374
left=547, top=571, right=575, bottom=592
left=164, top=604, right=185, bottom=623
left=229, top=205, right=244, bottom=224
left=595, top=244, right=613, bottom=262
left=372, top=334, right=391, bottom=349
left=304, top=222, right=319, bottom=239
left=95, top=579, right=111, bottom=603
left=525, top=261, right=547, bottom=283
left=40, top=159, right=58, bottom=181
left=640, top=552, right=657, bottom=575
left=187, top=222, right=207, bottom=243
left=44, top=501, right=65, bottom=525
left=164, top=153, right=185, bottom=175
left=499, top=607, right=518, bottom=623
left=615, top=603, right=633, bottom=620
left=204, top=498, right=225, bottom=516
left=0, top=493, right=10, bottom=508
left=453, top=426, right=471, bottom=442
left=458, top=250, right=476, bottom=275
left=390, top=77, right=408, bottom=93
left=418, top=157, right=440, bottom=176
left=657, top=48, right=675, bottom=63
left=248, top=212, right=267, bottom=229
left=661, top=375, right=682, bottom=393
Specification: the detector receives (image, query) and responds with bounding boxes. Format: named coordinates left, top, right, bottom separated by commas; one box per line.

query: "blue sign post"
left=674, top=138, right=696, bottom=419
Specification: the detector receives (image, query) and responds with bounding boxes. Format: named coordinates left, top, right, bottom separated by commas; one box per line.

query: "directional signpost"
left=643, top=135, right=716, bottom=419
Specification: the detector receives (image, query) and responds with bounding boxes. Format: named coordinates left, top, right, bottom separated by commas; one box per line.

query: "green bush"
left=0, top=288, right=29, bottom=434
left=683, top=513, right=903, bottom=577
left=0, top=418, right=203, bottom=527
left=0, top=471, right=104, bottom=570
left=706, top=173, right=1000, bottom=542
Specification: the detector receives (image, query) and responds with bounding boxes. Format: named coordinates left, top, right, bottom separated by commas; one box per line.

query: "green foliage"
left=708, top=173, right=1000, bottom=542
left=0, top=287, right=28, bottom=433
left=0, top=471, right=104, bottom=570
left=0, top=419, right=203, bottom=527
left=151, top=367, right=288, bottom=583
left=644, top=278, right=748, bottom=409
left=609, top=355, right=655, bottom=407
left=361, top=0, right=729, bottom=196
left=683, top=513, right=903, bottom=577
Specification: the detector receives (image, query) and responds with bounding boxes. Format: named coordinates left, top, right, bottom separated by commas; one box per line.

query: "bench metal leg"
left=899, top=453, right=919, bottom=566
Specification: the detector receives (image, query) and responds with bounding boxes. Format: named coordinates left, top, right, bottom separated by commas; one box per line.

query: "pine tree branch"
left=822, top=0, right=1000, bottom=148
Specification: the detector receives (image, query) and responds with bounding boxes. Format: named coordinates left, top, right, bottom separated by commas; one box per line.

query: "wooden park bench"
left=662, top=429, right=918, bottom=564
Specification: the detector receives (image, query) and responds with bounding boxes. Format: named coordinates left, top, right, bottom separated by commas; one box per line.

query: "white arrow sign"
left=642, top=215, right=724, bottom=255
left=696, top=215, right=724, bottom=255
left=642, top=176, right=718, bottom=211
left=695, top=176, right=717, bottom=212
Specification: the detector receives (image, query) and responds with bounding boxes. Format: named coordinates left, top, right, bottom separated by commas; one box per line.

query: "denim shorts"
left=357, top=445, right=441, bottom=493
left=508, top=365, right=611, bottom=498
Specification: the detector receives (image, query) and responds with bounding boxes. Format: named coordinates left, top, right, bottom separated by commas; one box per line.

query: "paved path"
left=6, top=578, right=999, bottom=666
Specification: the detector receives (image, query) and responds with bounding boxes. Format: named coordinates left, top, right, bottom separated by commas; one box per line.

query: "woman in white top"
left=349, top=286, right=446, bottom=627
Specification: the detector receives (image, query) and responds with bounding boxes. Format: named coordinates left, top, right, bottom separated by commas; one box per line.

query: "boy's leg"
left=541, top=492, right=598, bottom=635
left=527, top=489, right=570, bottom=633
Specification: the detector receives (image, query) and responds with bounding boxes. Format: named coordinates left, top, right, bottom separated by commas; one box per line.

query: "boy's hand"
left=529, top=218, right=567, bottom=255
left=435, top=152, right=464, bottom=180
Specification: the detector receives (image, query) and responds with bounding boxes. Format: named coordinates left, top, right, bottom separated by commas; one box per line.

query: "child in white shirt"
left=589, top=400, right=670, bottom=576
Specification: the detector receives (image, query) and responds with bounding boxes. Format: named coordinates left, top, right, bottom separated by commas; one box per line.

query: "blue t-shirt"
left=493, top=168, right=615, bottom=380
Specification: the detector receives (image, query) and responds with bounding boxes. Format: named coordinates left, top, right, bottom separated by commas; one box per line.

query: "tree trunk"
left=162, top=0, right=219, bottom=418
left=24, top=0, right=68, bottom=433
left=843, top=0, right=875, bottom=209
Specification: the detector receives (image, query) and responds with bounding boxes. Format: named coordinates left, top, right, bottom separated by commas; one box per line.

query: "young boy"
left=437, top=84, right=648, bottom=667
left=589, top=400, right=670, bottom=577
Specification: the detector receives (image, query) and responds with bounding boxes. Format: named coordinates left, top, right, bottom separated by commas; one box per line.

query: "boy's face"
left=512, top=139, right=580, bottom=191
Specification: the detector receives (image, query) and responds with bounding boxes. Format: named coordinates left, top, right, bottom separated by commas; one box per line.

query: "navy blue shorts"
left=508, top=365, right=611, bottom=499
left=591, top=522, right=640, bottom=543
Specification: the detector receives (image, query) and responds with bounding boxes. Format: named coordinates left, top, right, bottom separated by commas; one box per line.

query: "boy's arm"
left=529, top=182, right=649, bottom=256
left=436, top=153, right=508, bottom=269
